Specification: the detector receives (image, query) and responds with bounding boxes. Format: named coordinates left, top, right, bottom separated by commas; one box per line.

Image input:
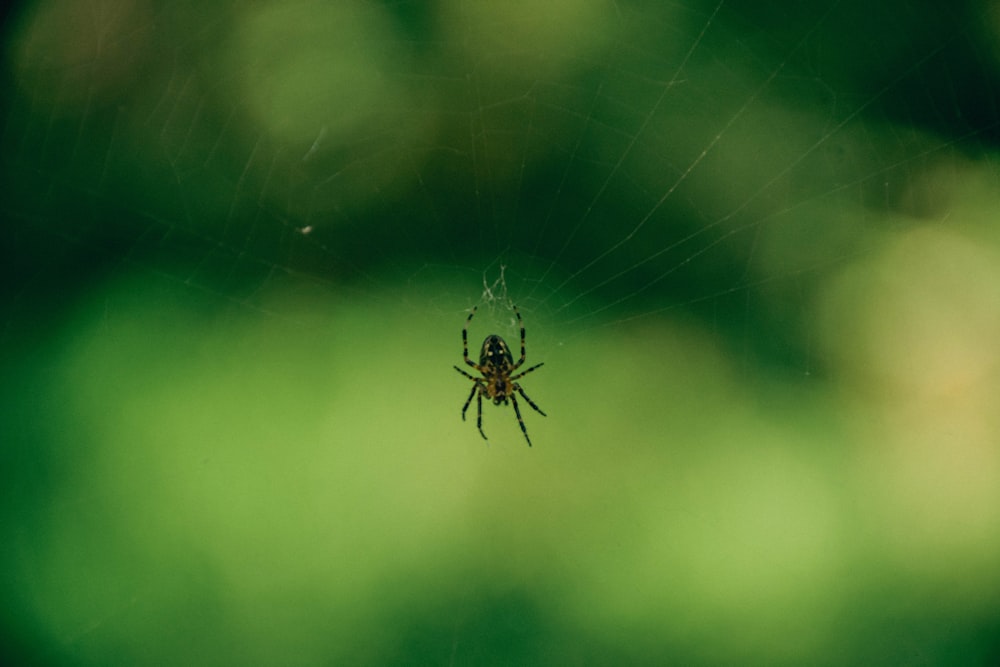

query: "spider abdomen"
left=479, top=334, right=514, bottom=368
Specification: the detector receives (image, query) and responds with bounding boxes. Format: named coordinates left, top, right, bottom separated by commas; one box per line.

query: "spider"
left=453, top=304, right=546, bottom=446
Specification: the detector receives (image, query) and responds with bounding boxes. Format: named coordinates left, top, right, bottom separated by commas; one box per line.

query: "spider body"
left=454, top=305, right=546, bottom=446
left=478, top=334, right=514, bottom=404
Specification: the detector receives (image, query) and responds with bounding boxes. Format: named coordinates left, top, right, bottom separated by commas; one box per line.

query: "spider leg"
left=515, top=385, right=547, bottom=417
left=509, top=362, right=544, bottom=382
left=462, top=307, right=478, bottom=368
left=460, top=382, right=478, bottom=421
left=510, top=304, right=526, bottom=370
left=454, top=366, right=479, bottom=380
left=509, top=393, right=533, bottom=447
left=476, top=388, right=488, bottom=442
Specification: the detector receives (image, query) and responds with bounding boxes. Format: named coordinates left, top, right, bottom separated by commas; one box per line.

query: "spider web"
left=3, top=0, right=1000, bottom=665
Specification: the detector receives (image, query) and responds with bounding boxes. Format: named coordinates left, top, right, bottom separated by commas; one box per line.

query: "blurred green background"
left=3, top=1, right=1000, bottom=665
